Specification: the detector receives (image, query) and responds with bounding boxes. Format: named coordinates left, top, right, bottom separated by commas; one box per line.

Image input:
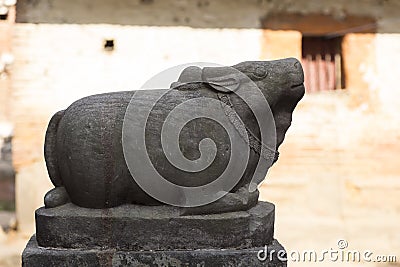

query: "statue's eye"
left=252, top=66, right=267, bottom=79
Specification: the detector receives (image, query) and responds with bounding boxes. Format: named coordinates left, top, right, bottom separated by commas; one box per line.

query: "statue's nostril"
left=294, top=61, right=300, bottom=70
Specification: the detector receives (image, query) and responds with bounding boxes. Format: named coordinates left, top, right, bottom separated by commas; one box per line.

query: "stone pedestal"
left=22, top=201, right=287, bottom=266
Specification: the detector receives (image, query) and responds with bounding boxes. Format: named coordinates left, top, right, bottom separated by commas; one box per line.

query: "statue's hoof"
left=44, top=187, right=70, bottom=208
left=180, top=187, right=259, bottom=215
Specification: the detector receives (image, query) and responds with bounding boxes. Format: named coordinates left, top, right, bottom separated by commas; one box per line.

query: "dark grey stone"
left=43, top=58, right=304, bottom=209
left=35, top=201, right=275, bottom=251
left=23, top=59, right=304, bottom=266
left=23, top=235, right=287, bottom=267
left=44, top=187, right=70, bottom=208
left=179, top=186, right=259, bottom=215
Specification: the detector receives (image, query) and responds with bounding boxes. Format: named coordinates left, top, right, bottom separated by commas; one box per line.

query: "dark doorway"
left=302, top=36, right=345, bottom=93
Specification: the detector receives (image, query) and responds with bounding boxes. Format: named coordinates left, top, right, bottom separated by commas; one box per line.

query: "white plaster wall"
left=376, top=33, right=400, bottom=115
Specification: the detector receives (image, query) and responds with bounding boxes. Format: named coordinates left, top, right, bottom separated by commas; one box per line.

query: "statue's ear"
left=178, top=66, right=202, bottom=83
left=170, top=66, right=202, bottom=89
left=202, top=67, right=241, bottom=93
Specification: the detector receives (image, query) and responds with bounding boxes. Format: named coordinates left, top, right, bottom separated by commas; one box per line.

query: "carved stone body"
left=44, top=58, right=304, bottom=210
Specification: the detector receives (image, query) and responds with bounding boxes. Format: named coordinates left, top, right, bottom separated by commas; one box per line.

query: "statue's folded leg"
left=44, top=187, right=70, bottom=208
left=179, top=185, right=259, bottom=216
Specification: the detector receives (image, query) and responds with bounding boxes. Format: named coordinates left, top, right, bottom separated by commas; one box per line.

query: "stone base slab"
left=23, top=235, right=287, bottom=267
left=35, top=201, right=275, bottom=251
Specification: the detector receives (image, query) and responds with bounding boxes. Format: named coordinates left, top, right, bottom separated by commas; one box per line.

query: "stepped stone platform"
left=23, top=236, right=286, bottom=266
left=22, top=201, right=287, bottom=266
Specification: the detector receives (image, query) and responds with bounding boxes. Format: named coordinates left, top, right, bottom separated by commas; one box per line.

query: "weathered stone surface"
left=23, top=235, right=287, bottom=267
left=22, top=60, right=301, bottom=265
left=43, top=58, right=304, bottom=209
left=44, top=187, right=70, bottom=209
left=180, top=186, right=259, bottom=215
left=36, top=201, right=275, bottom=251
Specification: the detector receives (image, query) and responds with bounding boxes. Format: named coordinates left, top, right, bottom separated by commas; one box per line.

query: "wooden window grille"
left=301, top=36, right=345, bottom=93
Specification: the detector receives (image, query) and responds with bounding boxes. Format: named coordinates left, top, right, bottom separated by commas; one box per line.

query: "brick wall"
left=0, top=5, right=14, bottom=122
left=260, top=92, right=400, bottom=258
left=0, top=5, right=15, bottom=212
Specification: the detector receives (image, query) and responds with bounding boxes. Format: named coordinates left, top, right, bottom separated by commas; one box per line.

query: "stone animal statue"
left=43, top=58, right=305, bottom=214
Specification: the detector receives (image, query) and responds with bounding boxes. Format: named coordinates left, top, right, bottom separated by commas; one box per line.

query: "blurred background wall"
left=0, top=0, right=399, bottom=266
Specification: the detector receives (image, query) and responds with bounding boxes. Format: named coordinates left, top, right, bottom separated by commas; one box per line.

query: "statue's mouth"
left=291, top=82, right=304, bottom=89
